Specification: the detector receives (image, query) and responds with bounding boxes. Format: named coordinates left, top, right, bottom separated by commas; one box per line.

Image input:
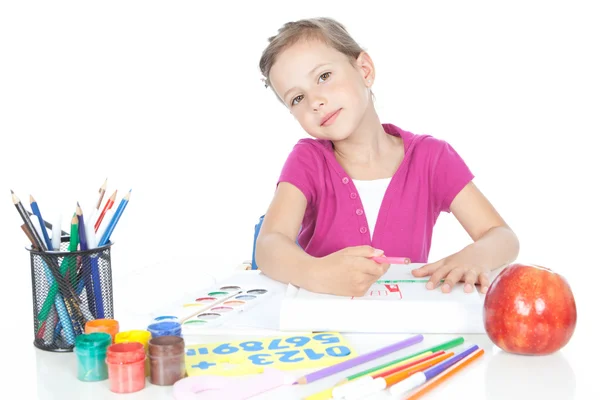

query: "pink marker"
left=371, top=256, right=410, bottom=264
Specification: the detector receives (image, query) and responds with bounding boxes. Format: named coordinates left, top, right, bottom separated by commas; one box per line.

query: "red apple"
left=483, top=262, right=577, bottom=355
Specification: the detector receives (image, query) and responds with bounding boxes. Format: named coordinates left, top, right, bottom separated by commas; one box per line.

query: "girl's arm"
left=255, top=182, right=319, bottom=290
left=413, top=181, right=520, bottom=293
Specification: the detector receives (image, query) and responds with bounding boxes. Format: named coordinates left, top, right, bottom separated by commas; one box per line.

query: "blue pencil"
left=98, top=189, right=131, bottom=246
left=76, top=203, right=104, bottom=318
left=30, top=195, right=53, bottom=250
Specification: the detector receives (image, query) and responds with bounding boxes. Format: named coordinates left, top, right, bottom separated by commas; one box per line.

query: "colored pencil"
left=340, top=337, right=464, bottom=384
left=403, top=348, right=485, bottom=400
left=95, top=178, right=107, bottom=210
left=20, top=224, right=37, bottom=249
left=371, top=256, right=410, bottom=264
left=296, top=334, right=424, bottom=385
left=96, top=208, right=114, bottom=243
left=30, top=195, right=53, bottom=250
left=75, top=203, right=89, bottom=251
left=338, top=352, right=454, bottom=400
left=388, top=344, right=479, bottom=397
left=76, top=203, right=100, bottom=316
left=331, top=351, right=438, bottom=399
left=98, top=189, right=130, bottom=246
left=12, top=190, right=46, bottom=251
left=66, top=214, right=80, bottom=287
left=94, top=189, right=116, bottom=232
left=26, top=209, right=68, bottom=235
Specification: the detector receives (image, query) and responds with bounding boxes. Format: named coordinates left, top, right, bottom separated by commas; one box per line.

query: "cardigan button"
left=350, top=192, right=357, bottom=199
left=342, top=177, right=349, bottom=184
left=356, top=209, right=363, bottom=216
left=359, top=226, right=367, bottom=234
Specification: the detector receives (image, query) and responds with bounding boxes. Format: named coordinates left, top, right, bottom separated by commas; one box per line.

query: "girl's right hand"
left=311, top=246, right=390, bottom=297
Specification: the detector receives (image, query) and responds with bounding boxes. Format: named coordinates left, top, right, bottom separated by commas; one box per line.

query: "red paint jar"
left=148, top=335, right=186, bottom=386
left=106, top=342, right=146, bottom=393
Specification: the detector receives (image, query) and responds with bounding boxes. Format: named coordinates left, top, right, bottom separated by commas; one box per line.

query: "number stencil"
left=185, top=332, right=354, bottom=376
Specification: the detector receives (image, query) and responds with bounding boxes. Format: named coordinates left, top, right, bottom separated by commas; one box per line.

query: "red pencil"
left=94, top=189, right=117, bottom=232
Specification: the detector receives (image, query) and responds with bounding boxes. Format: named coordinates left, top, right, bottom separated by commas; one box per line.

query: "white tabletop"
left=10, top=258, right=600, bottom=400
left=18, top=261, right=595, bottom=399
left=33, top=330, right=586, bottom=400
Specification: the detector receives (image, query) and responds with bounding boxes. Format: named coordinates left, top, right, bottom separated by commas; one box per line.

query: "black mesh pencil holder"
left=28, top=238, right=115, bottom=352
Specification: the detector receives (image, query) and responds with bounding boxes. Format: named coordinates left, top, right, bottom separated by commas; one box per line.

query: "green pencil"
left=337, top=336, right=465, bottom=384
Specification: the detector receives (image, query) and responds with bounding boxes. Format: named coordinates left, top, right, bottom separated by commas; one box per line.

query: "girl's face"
left=269, top=39, right=374, bottom=141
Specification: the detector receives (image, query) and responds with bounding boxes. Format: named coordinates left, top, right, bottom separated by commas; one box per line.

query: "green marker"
left=341, top=336, right=465, bottom=382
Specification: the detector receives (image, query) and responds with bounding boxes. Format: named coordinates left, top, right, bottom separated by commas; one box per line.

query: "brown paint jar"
left=148, top=335, right=185, bottom=385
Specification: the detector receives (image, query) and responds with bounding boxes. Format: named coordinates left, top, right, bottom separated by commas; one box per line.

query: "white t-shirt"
left=352, top=177, right=392, bottom=239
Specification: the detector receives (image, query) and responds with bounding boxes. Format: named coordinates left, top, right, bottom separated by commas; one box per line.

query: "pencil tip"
left=10, top=189, right=14, bottom=194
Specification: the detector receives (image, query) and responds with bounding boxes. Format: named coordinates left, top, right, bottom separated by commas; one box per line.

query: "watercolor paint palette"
left=181, top=286, right=273, bottom=332
left=158, top=270, right=286, bottom=336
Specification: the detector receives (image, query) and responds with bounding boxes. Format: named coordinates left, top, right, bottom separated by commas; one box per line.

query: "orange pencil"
left=403, top=348, right=484, bottom=400
left=94, top=189, right=116, bottom=232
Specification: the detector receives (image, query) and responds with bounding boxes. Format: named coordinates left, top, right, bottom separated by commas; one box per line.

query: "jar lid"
left=106, top=342, right=146, bottom=364
left=75, top=332, right=112, bottom=351
left=147, top=321, right=181, bottom=334
left=115, top=330, right=151, bottom=345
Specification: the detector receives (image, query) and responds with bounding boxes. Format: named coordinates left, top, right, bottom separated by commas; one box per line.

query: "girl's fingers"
left=440, top=267, right=466, bottom=293
left=463, top=269, right=478, bottom=293
left=427, top=262, right=453, bottom=290
left=478, top=273, right=491, bottom=293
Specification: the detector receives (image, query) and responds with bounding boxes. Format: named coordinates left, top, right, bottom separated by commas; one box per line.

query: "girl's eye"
left=291, top=95, right=304, bottom=106
left=319, top=72, right=331, bottom=83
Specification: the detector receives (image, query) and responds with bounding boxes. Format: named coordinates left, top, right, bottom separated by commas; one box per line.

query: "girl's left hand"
left=411, top=252, right=490, bottom=294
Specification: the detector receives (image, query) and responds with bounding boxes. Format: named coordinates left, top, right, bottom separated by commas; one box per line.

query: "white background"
left=1, top=1, right=598, bottom=396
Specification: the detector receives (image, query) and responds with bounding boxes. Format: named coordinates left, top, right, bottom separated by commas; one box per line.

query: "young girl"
left=255, top=17, right=519, bottom=297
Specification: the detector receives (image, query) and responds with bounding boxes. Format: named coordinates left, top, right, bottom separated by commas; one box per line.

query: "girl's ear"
left=356, top=52, right=375, bottom=87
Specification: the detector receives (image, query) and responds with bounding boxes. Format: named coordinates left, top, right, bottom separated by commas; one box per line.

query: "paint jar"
left=115, top=330, right=152, bottom=377
left=106, top=342, right=146, bottom=393
left=148, top=335, right=186, bottom=386
left=147, top=320, right=182, bottom=338
left=74, top=332, right=111, bottom=381
left=85, top=318, right=119, bottom=343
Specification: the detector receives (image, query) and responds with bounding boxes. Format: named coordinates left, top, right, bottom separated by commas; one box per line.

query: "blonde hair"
left=259, top=17, right=365, bottom=89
